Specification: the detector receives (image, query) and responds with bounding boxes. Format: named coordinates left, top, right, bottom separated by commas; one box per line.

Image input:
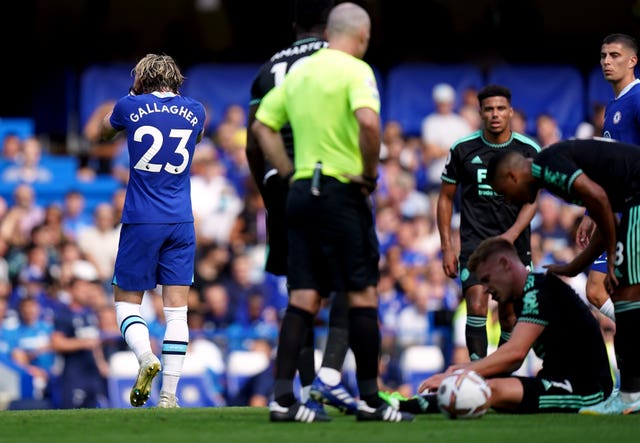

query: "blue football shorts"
left=112, top=222, right=196, bottom=291
left=589, top=252, right=608, bottom=274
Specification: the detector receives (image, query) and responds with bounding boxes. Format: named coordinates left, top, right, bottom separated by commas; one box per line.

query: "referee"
left=252, top=2, right=412, bottom=423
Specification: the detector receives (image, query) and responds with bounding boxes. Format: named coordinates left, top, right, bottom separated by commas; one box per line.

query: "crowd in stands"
left=0, top=83, right=614, bottom=409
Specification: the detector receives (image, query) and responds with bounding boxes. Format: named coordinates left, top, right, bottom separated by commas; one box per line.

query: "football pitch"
left=1, top=407, right=639, bottom=443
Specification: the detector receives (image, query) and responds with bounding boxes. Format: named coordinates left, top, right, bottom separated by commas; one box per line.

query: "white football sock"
left=115, top=301, right=152, bottom=360
left=599, top=298, right=616, bottom=322
left=317, top=367, right=341, bottom=386
left=161, top=306, right=189, bottom=395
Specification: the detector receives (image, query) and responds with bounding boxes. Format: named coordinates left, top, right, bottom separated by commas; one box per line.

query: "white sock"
left=621, top=391, right=640, bottom=402
left=161, top=306, right=189, bottom=395
left=115, top=301, right=152, bottom=360
left=300, top=385, right=311, bottom=403
left=599, top=298, right=616, bottom=322
left=317, top=367, right=341, bottom=386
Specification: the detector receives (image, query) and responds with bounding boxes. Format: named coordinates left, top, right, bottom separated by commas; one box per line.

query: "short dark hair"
left=477, top=84, right=512, bottom=105
left=603, top=33, right=638, bottom=55
left=294, top=0, right=334, bottom=31
left=486, top=149, right=523, bottom=186
left=468, top=237, right=518, bottom=273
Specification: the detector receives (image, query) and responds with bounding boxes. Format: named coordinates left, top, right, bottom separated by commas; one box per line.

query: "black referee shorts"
left=262, top=172, right=289, bottom=276
left=286, top=176, right=379, bottom=296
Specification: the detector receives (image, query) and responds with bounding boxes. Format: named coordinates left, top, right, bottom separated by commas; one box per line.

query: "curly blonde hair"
left=131, top=53, right=185, bottom=94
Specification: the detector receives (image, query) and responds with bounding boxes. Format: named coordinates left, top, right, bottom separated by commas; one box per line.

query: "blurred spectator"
left=0, top=184, right=45, bottom=248
left=83, top=100, right=127, bottom=176
left=214, top=104, right=250, bottom=196
left=214, top=104, right=246, bottom=153
left=575, top=103, right=606, bottom=139
left=144, top=287, right=166, bottom=355
left=390, top=218, right=430, bottom=279
left=423, top=259, right=460, bottom=365
left=382, top=120, right=404, bottom=147
left=534, top=113, right=562, bottom=147
left=229, top=182, right=267, bottom=251
left=386, top=169, right=430, bottom=220
left=0, top=296, right=17, bottom=356
left=459, top=87, right=481, bottom=131
left=9, top=297, right=56, bottom=400
left=222, top=128, right=251, bottom=199
left=190, top=147, right=244, bottom=246
left=200, top=283, right=236, bottom=343
left=377, top=267, right=406, bottom=358
left=9, top=246, right=59, bottom=323
left=76, top=203, right=120, bottom=288
left=395, top=278, right=434, bottom=350
left=50, top=260, right=107, bottom=409
left=60, top=190, right=92, bottom=241
left=48, top=240, right=85, bottom=298
left=181, top=309, right=227, bottom=406
left=412, top=212, right=441, bottom=260
left=109, top=140, right=130, bottom=185
left=511, top=108, right=528, bottom=135
left=41, top=204, right=68, bottom=247
left=193, top=242, right=232, bottom=295
left=236, top=290, right=279, bottom=346
left=226, top=338, right=273, bottom=407
left=96, top=303, right=128, bottom=362
left=0, top=237, right=10, bottom=288
left=423, top=259, right=459, bottom=314
left=459, top=104, right=482, bottom=131
left=219, top=253, right=269, bottom=326
left=1, top=133, right=22, bottom=161
left=1, top=137, right=53, bottom=183
left=531, top=192, right=572, bottom=266
left=375, top=203, right=401, bottom=259
left=421, top=83, right=472, bottom=188
left=29, top=222, right=60, bottom=269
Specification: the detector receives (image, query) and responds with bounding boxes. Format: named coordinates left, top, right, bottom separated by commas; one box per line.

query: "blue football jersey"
left=110, top=92, right=206, bottom=223
left=603, top=79, right=640, bottom=145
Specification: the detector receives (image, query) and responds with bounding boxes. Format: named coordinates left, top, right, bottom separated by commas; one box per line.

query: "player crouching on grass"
left=394, top=237, right=613, bottom=414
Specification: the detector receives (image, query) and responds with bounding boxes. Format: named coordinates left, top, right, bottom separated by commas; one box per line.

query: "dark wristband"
left=362, top=174, right=378, bottom=192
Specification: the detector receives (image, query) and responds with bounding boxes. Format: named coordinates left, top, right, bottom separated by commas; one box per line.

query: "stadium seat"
left=399, top=345, right=445, bottom=393
left=182, top=64, right=261, bottom=132
left=486, top=64, right=585, bottom=137
left=179, top=339, right=227, bottom=407
left=79, top=64, right=134, bottom=129
left=73, top=175, right=122, bottom=215
left=0, top=355, right=35, bottom=404
left=225, top=349, right=270, bottom=402
left=0, top=118, right=34, bottom=142
left=385, top=63, right=485, bottom=136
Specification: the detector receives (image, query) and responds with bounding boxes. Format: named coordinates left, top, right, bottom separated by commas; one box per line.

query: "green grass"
left=0, top=407, right=639, bottom=443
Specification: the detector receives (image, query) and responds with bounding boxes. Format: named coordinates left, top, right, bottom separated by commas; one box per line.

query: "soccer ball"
left=437, top=369, right=491, bottom=419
